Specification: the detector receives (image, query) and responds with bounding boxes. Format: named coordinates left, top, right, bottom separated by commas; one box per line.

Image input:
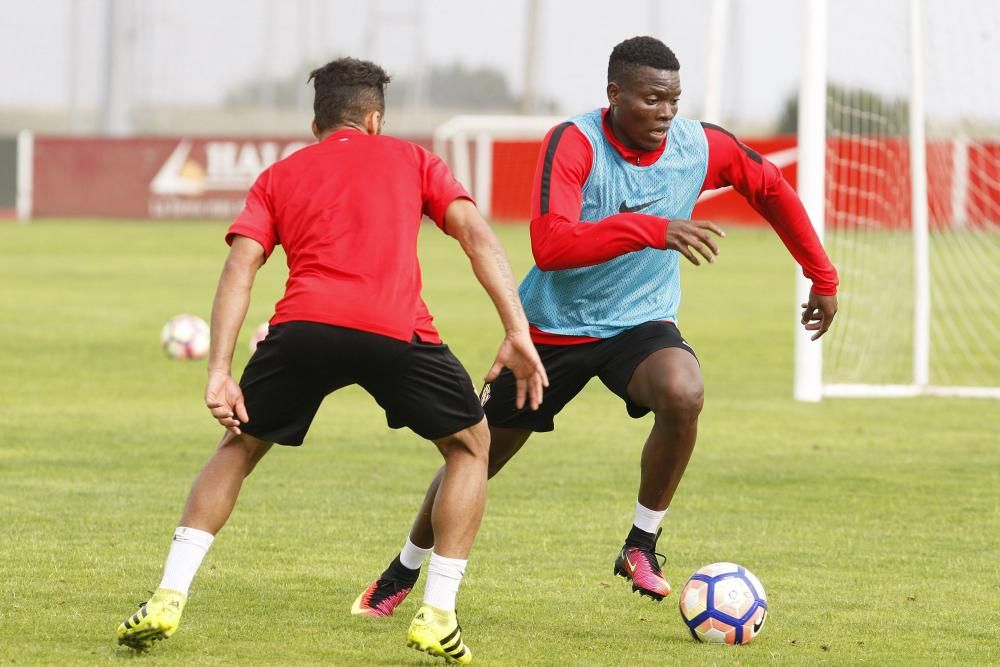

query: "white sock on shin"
left=423, top=552, right=467, bottom=612
left=158, top=526, right=215, bottom=597
left=633, top=502, right=668, bottom=534
left=400, top=537, right=432, bottom=570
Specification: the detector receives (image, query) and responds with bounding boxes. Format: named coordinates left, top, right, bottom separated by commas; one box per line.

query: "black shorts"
left=482, top=321, right=697, bottom=432
left=238, top=321, right=484, bottom=446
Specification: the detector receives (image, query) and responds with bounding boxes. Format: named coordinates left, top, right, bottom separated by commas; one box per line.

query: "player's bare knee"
left=441, top=437, right=488, bottom=464
left=436, top=419, right=489, bottom=463
left=650, top=378, right=704, bottom=420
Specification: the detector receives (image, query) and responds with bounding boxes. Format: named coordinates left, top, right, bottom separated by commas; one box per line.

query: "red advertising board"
left=32, top=136, right=311, bottom=218
left=28, top=134, right=998, bottom=228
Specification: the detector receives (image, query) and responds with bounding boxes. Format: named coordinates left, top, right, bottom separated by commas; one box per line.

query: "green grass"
left=1, top=220, right=997, bottom=666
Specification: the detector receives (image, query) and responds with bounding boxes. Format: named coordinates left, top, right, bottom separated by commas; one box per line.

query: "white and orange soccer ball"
left=160, top=314, right=210, bottom=360
left=248, top=322, right=269, bottom=353
left=679, top=562, right=768, bottom=645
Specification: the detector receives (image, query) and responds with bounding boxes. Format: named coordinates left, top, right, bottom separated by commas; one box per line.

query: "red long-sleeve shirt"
left=527, top=109, right=838, bottom=344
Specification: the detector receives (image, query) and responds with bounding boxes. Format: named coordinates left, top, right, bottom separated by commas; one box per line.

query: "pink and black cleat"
left=351, top=555, right=419, bottom=617
left=613, top=527, right=671, bottom=601
left=351, top=577, right=415, bottom=617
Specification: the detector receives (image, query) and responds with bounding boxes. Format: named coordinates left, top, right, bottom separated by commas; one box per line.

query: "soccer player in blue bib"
left=353, top=36, right=839, bottom=616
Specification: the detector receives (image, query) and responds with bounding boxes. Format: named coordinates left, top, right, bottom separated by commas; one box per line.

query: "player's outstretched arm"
left=700, top=124, right=839, bottom=301
left=205, top=235, right=266, bottom=434
left=443, top=198, right=549, bottom=410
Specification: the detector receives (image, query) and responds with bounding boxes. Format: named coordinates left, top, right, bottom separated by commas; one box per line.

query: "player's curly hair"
left=608, top=36, right=680, bottom=85
left=308, top=57, right=391, bottom=133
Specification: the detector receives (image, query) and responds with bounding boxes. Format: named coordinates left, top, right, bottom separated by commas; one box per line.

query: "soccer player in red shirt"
left=116, top=58, right=547, bottom=664
left=356, top=37, right=838, bottom=616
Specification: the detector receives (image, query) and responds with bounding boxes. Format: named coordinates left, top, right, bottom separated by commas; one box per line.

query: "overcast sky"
left=1, top=0, right=997, bottom=128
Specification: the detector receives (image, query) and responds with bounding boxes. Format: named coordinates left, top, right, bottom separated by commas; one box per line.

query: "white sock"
left=158, top=526, right=215, bottom=597
left=400, top=537, right=432, bottom=570
left=423, top=552, right=467, bottom=612
left=633, top=502, right=668, bottom=534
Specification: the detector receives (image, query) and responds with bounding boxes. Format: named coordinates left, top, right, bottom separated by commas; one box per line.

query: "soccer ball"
left=248, top=321, right=269, bottom=353
left=160, top=314, right=210, bottom=360
left=679, top=562, right=768, bottom=645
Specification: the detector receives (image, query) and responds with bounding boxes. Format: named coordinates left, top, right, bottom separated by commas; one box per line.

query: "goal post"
left=795, top=0, right=1000, bottom=400
left=794, top=0, right=827, bottom=402
left=16, top=130, right=33, bottom=223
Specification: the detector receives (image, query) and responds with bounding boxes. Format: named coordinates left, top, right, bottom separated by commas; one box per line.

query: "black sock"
left=380, top=554, right=420, bottom=584
left=624, top=525, right=656, bottom=550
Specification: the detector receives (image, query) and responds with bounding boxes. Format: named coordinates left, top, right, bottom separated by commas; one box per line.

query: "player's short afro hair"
left=608, top=36, right=680, bottom=85
left=308, top=57, right=391, bottom=133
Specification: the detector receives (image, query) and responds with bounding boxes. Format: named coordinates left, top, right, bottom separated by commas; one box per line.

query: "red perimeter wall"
left=29, top=134, right=999, bottom=227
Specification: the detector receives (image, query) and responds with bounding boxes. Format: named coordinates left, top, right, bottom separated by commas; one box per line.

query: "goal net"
left=796, top=0, right=1000, bottom=400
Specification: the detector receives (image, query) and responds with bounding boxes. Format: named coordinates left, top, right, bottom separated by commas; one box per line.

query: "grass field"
left=1, top=220, right=997, bottom=666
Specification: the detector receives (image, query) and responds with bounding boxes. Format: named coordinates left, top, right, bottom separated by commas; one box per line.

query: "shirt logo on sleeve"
left=618, top=197, right=665, bottom=214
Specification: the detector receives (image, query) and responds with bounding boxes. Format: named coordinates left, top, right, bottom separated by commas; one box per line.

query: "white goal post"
left=16, top=130, right=33, bottom=222
left=794, top=0, right=1000, bottom=400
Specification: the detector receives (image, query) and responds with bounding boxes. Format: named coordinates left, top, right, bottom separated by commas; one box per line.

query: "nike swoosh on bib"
left=619, top=197, right=665, bottom=214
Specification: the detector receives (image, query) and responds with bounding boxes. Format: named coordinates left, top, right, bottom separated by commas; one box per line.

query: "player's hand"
left=485, top=331, right=549, bottom=411
left=666, top=219, right=725, bottom=265
left=801, top=290, right=838, bottom=340
left=205, top=370, right=250, bottom=435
